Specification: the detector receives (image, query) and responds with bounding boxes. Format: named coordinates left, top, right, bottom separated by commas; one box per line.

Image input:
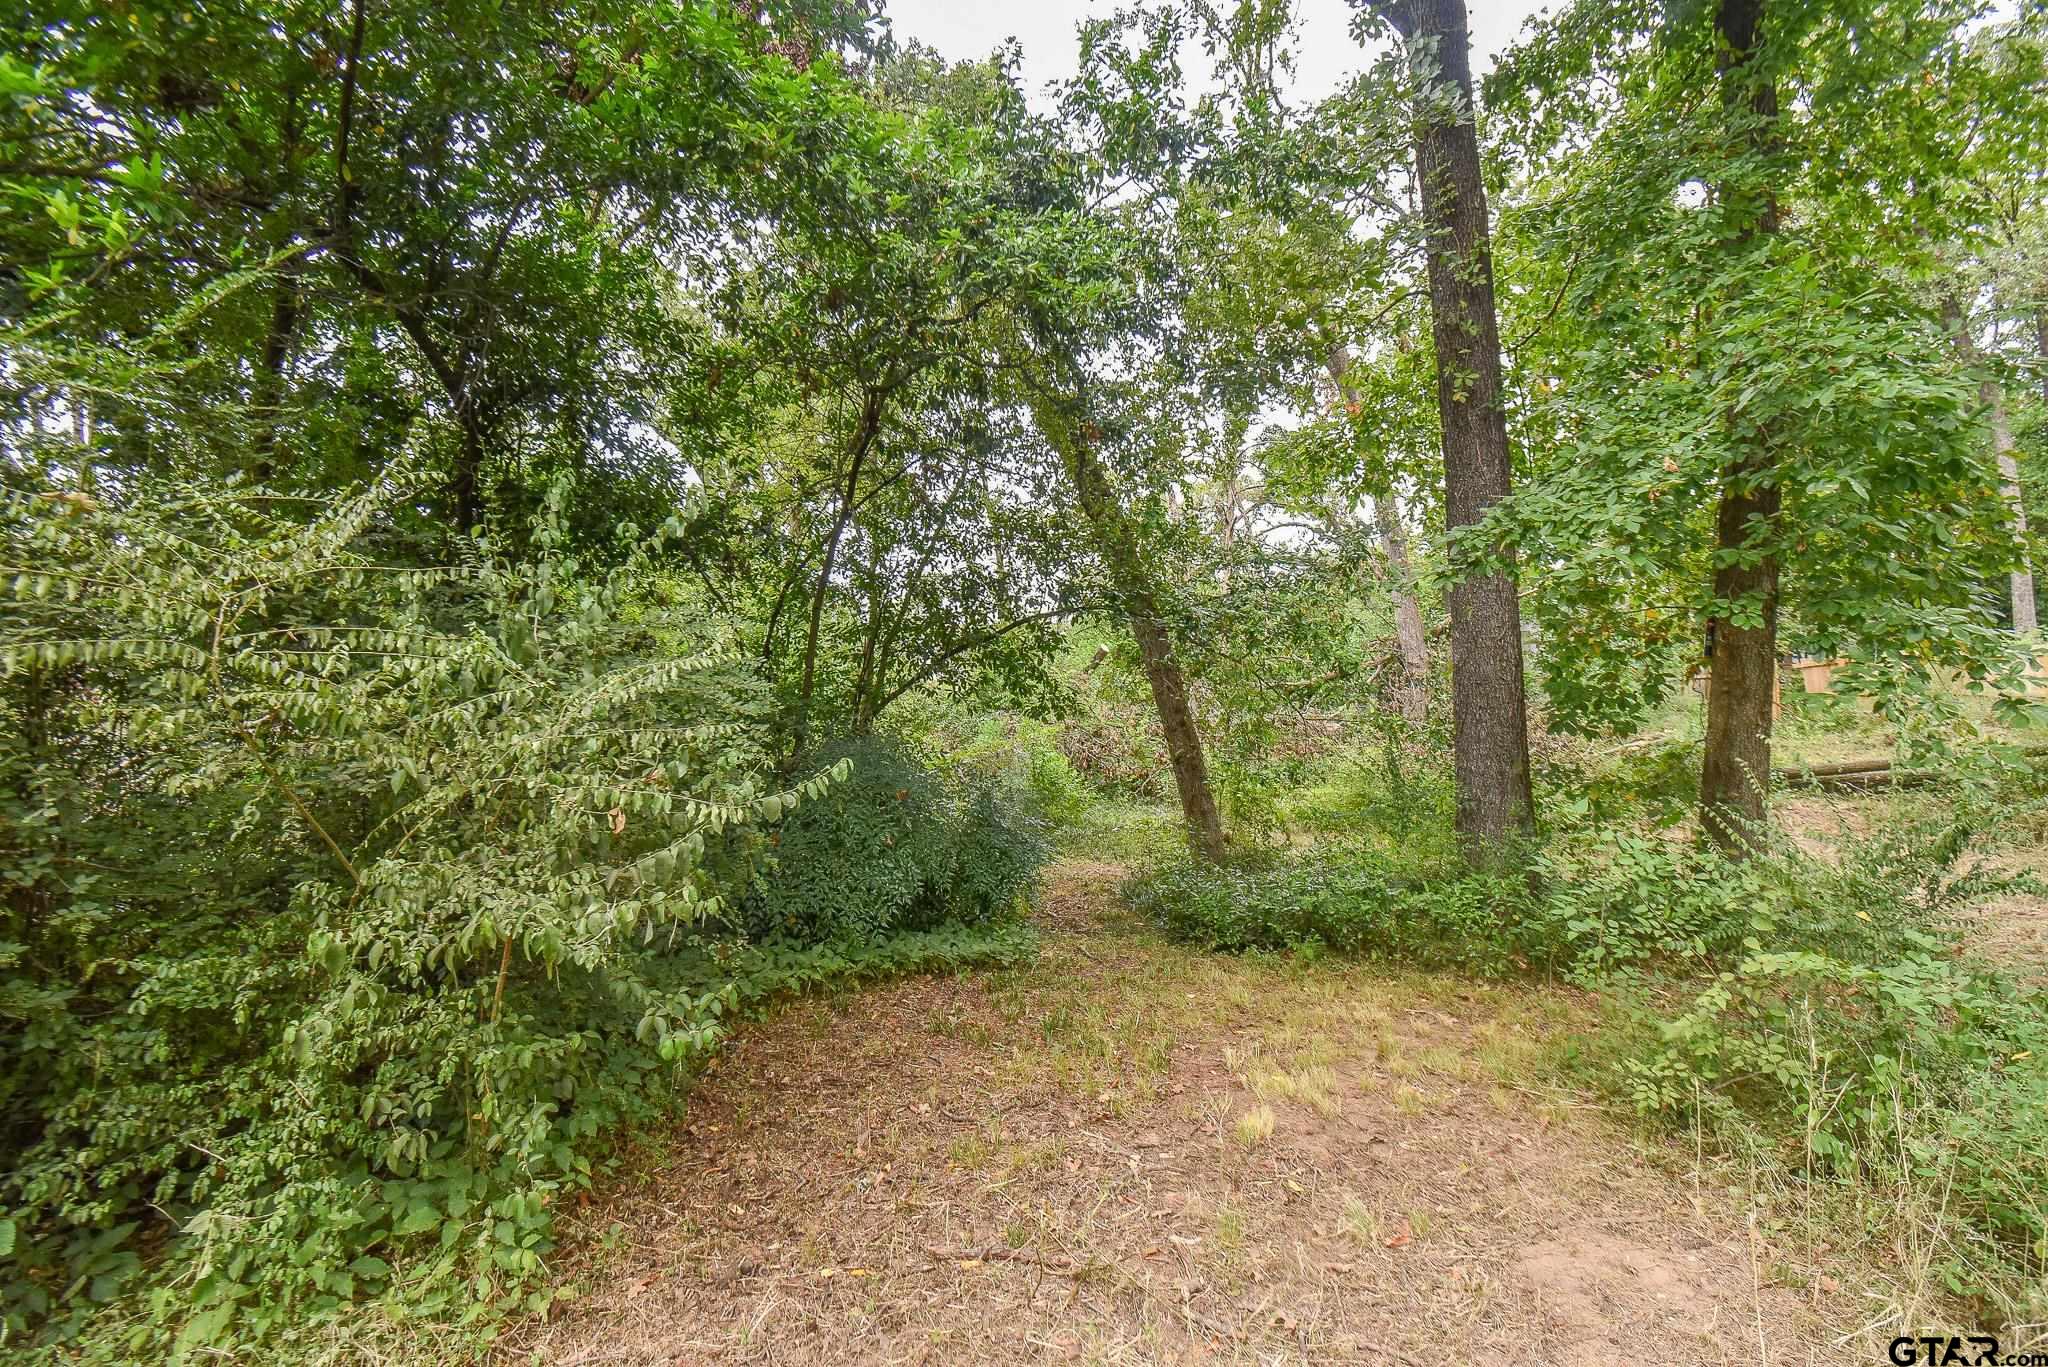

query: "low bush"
left=0, top=479, right=1042, bottom=1355
left=739, top=735, right=1048, bottom=943
left=1600, top=806, right=2048, bottom=1321
left=1121, top=844, right=1534, bottom=974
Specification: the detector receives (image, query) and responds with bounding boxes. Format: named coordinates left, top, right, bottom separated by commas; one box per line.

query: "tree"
left=1373, top=0, right=1534, bottom=858
left=1484, top=0, right=2030, bottom=828
left=1, top=0, right=879, bottom=535
left=1326, top=347, right=1430, bottom=724
left=1693, top=0, right=1785, bottom=846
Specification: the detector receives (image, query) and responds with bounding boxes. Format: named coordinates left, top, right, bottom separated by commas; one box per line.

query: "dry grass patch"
left=498, top=860, right=1866, bottom=1367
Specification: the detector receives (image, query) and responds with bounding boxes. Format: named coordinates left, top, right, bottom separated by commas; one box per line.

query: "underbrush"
left=742, top=735, right=1047, bottom=943
left=1120, top=844, right=1529, bottom=972
left=1124, top=789, right=2048, bottom=1328
left=0, top=483, right=1047, bottom=1358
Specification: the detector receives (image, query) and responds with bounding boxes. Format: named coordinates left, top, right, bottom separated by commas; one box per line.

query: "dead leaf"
left=609, top=806, right=626, bottom=835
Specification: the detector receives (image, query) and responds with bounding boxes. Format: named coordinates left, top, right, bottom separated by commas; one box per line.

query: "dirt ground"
left=508, top=862, right=1870, bottom=1366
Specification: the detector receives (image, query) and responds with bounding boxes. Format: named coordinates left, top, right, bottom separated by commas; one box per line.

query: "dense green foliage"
left=7, top=0, right=2048, bottom=1351
left=0, top=464, right=1046, bottom=1349
left=743, top=735, right=1046, bottom=942
left=1123, top=846, right=1528, bottom=970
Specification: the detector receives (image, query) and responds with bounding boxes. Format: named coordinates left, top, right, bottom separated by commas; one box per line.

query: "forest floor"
left=506, top=861, right=1886, bottom=1366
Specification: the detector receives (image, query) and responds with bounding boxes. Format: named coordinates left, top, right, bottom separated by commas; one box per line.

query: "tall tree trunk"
left=1383, top=0, right=1534, bottom=859
left=1945, top=296, right=2036, bottom=634
left=1993, top=391, right=2035, bottom=635
left=1029, top=390, right=1228, bottom=862
left=1698, top=0, right=1783, bottom=852
left=1325, top=348, right=1431, bottom=724
left=1214, top=472, right=1240, bottom=594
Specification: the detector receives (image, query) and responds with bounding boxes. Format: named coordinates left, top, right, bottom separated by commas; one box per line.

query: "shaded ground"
left=510, top=862, right=1864, bottom=1365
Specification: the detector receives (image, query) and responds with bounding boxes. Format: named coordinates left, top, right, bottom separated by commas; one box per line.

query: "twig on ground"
left=923, top=1243, right=1084, bottom=1274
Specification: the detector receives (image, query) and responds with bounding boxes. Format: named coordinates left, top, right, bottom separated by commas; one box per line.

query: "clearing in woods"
left=513, top=862, right=1873, bottom=1365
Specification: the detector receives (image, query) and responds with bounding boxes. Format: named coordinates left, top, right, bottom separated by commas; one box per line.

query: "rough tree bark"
left=1381, top=0, right=1534, bottom=858
left=1696, top=0, right=1785, bottom=853
left=1028, top=390, right=1228, bottom=863
left=1325, top=348, right=1430, bottom=724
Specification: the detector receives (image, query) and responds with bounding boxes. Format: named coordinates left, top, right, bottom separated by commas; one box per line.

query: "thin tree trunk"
left=851, top=578, right=885, bottom=733
left=1325, top=349, right=1430, bottom=724
left=1946, top=296, right=2036, bottom=634
left=2036, top=306, right=2047, bottom=409
left=1375, top=496, right=1431, bottom=724
left=1214, top=472, right=1240, bottom=594
left=1029, top=390, right=1227, bottom=862
left=1698, top=0, right=1782, bottom=851
left=1383, top=0, right=1534, bottom=859
left=1991, top=385, right=2035, bottom=634
left=794, top=388, right=886, bottom=754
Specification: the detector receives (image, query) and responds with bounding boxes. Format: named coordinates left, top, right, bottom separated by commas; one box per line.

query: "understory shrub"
left=740, top=735, right=1048, bottom=943
left=0, top=477, right=1038, bottom=1354
left=1556, top=804, right=2048, bottom=1323
left=1121, top=844, right=1534, bottom=973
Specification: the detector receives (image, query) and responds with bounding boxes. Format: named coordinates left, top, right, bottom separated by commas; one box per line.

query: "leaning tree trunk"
left=1029, top=392, right=1228, bottom=863
left=1383, top=0, right=1534, bottom=860
left=1326, top=349, right=1430, bottom=724
left=1697, top=0, right=1784, bottom=853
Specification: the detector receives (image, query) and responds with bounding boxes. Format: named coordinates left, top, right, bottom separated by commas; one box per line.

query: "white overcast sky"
left=880, top=0, right=1556, bottom=103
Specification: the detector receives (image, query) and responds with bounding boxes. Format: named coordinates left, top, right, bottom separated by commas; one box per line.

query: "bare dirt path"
left=511, top=862, right=1860, bottom=1365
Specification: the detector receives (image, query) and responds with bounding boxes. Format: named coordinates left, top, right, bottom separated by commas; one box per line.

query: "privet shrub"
left=742, top=736, right=1047, bottom=943
left=0, top=477, right=992, bottom=1350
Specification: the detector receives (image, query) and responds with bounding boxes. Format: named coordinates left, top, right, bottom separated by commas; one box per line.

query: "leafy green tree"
left=1487, top=0, right=2034, bottom=839
left=2, top=0, right=879, bottom=530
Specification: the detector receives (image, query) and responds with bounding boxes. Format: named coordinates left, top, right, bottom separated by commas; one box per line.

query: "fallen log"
left=1776, top=742, right=2048, bottom=792
left=1774, top=757, right=1937, bottom=791
left=1782, top=758, right=1896, bottom=778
